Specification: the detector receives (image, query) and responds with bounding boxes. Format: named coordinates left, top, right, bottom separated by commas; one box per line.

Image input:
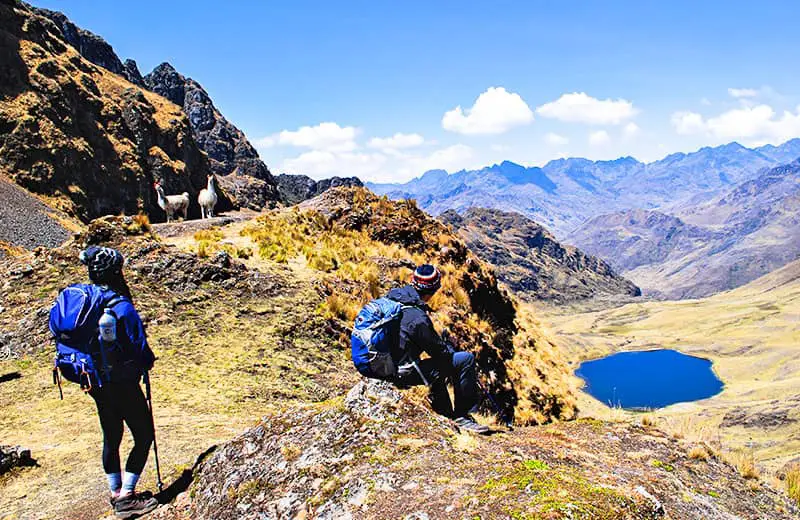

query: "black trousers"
left=394, top=351, right=480, bottom=418
left=89, top=382, right=153, bottom=475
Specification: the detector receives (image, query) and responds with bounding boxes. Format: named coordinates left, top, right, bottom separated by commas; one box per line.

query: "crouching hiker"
left=50, top=246, right=159, bottom=518
left=352, top=264, right=490, bottom=434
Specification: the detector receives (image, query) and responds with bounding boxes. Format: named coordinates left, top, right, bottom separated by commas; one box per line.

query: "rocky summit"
left=33, top=6, right=146, bottom=88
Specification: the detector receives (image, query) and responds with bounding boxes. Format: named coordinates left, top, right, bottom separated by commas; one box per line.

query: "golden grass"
left=237, top=193, right=577, bottom=425
left=786, top=466, right=800, bottom=505
left=723, top=448, right=760, bottom=479
left=687, top=445, right=710, bottom=461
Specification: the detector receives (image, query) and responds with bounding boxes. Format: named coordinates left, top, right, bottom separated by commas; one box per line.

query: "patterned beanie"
left=412, top=264, right=442, bottom=294
left=79, top=246, right=124, bottom=282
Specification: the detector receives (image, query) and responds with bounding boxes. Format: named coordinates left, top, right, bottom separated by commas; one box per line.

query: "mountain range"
left=570, top=160, right=800, bottom=298
left=371, top=141, right=800, bottom=298
left=369, top=139, right=800, bottom=239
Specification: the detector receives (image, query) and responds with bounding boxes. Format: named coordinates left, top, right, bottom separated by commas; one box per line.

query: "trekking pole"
left=143, top=371, right=164, bottom=493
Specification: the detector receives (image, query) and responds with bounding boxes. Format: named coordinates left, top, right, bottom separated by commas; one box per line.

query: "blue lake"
left=575, top=349, right=724, bottom=409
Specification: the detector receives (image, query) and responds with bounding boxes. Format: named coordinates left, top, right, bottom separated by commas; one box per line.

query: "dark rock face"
left=214, top=172, right=277, bottom=211
left=144, top=63, right=279, bottom=200
left=33, top=7, right=145, bottom=87
left=441, top=208, right=641, bottom=301
left=0, top=2, right=211, bottom=222
left=0, top=445, right=35, bottom=475
left=275, top=173, right=363, bottom=205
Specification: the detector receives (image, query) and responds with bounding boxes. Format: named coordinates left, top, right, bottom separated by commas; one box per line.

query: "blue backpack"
left=49, top=284, right=126, bottom=393
left=351, top=298, right=407, bottom=379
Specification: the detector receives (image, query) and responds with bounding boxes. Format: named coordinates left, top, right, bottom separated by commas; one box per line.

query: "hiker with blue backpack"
left=49, top=246, right=160, bottom=518
left=351, top=264, right=490, bottom=434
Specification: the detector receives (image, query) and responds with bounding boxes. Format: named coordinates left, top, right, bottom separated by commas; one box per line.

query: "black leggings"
left=90, top=382, right=153, bottom=475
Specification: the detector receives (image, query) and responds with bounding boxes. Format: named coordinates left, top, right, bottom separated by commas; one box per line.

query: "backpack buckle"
left=79, top=362, right=93, bottom=392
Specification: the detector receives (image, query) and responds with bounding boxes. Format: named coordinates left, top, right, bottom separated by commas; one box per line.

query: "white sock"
left=120, top=472, right=140, bottom=495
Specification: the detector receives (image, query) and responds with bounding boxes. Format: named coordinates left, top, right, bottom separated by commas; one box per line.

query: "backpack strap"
left=105, top=296, right=127, bottom=316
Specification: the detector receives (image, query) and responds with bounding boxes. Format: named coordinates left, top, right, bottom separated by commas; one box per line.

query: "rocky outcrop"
left=441, top=208, right=641, bottom=301
left=32, top=7, right=145, bottom=87
left=153, top=379, right=799, bottom=520
left=276, top=173, right=363, bottom=205
left=0, top=1, right=212, bottom=222
left=0, top=445, right=34, bottom=475
left=216, top=171, right=279, bottom=211
left=143, top=63, right=279, bottom=201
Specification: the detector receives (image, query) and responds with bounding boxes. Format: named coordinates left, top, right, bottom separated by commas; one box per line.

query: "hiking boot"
left=113, top=492, right=158, bottom=519
left=454, top=415, right=491, bottom=435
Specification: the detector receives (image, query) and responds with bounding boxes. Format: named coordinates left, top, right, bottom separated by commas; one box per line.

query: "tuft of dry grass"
left=786, top=466, right=800, bottom=505
left=723, top=449, right=760, bottom=479
left=688, top=445, right=710, bottom=461
left=641, top=414, right=657, bottom=427
left=194, top=227, right=224, bottom=242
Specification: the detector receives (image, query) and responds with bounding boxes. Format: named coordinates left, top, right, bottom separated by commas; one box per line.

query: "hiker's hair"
left=98, top=272, right=133, bottom=301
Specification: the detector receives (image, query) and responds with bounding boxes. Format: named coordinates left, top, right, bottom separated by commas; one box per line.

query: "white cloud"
left=623, top=122, right=640, bottom=138
left=536, top=92, right=638, bottom=125
left=368, top=133, right=425, bottom=150
left=701, top=97, right=712, bottom=106
left=280, top=144, right=477, bottom=184
left=544, top=132, right=569, bottom=146
left=728, top=88, right=758, bottom=99
left=258, top=122, right=358, bottom=152
left=589, top=130, right=611, bottom=147
left=670, top=104, right=800, bottom=145
left=671, top=111, right=706, bottom=135
left=282, top=150, right=386, bottom=179
left=491, top=144, right=511, bottom=152
left=442, top=87, right=534, bottom=135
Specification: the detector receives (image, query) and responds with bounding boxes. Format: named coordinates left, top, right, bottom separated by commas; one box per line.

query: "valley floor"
left=533, top=260, right=800, bottom=474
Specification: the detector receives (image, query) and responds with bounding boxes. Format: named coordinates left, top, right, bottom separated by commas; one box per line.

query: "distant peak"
left=151, top=62, right=179, bottom=75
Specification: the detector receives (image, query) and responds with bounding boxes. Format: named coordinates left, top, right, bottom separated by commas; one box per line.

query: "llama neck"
left=206, top=177, right=216, bottom=195
left=156, top=186, right=167, bottom=205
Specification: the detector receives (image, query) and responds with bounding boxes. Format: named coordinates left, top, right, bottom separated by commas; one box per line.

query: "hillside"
left=440, top=207, right=640, bottom=302
left=569, top=160, right=800, bottom=298
left=1, top=189, right=797, bottom=519
left=0, top=0, right=213, bottom=222
left=369, top=140, right=800, bottom=239
left=35, top=4, right=282, bottom=211
left=537, top=257, right=800, bottom=474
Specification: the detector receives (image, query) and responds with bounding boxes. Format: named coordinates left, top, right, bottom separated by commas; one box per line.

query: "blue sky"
left=34, top=1, right=800, bottom=182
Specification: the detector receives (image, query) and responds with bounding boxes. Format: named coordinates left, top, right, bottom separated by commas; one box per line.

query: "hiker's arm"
left=118, top=304, right=156, bottom=370
left=414, top=316, right=453, bottom=361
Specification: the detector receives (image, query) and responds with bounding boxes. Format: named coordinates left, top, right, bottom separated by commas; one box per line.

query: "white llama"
left=198, top=174, right=219, bottom=219
left=154, top=182, right=189, bottom=222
